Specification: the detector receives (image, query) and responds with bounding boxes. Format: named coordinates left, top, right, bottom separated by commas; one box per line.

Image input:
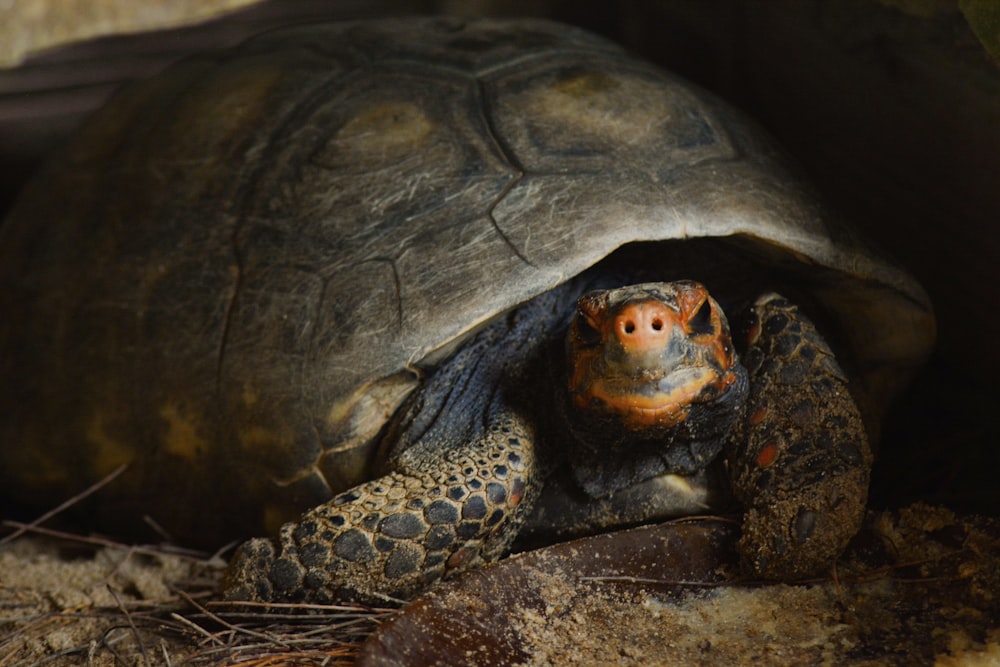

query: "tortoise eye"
left=687, top=299, right=715, bottom=336
left=574, top=311, right=602, bottom=346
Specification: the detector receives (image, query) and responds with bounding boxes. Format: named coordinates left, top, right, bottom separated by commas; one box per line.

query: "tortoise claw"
left=223, top=537, right=278, bottom=602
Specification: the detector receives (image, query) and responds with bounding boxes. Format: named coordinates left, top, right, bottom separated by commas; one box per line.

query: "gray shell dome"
left=0, top=18, right=933, bottom=545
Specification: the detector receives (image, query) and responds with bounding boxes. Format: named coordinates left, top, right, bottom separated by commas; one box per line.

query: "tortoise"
left=0, top=17, right=934, bottom=604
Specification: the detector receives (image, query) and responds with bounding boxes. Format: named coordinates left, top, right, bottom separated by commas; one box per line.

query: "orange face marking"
left=749, top=407, right=768, bottom=426
left=676, top=283, right=709, bottom=323
left=574, top=375, right=699, bottom=429
left=679, top=290, right=733, bottom=371
left=707, top=335, right=734, bottom=375
left=573, top=364, right=741, bottom=431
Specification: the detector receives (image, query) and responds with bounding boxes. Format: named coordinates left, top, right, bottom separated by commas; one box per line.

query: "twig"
left=577, top=575, right=742, bottom=586
left=831, top=559, right=847, bottom=608
left=21, top=644, right=90, bottom=667
left=169, top=611, right=226, bottom=646
left=142, top=515, right=175, bottom=543
left=177, top=590, right=292, bottom=649
left=0, top=464, right=127, bottom=545
left=206, top=599, right=394, bottom=614
left=668, top=514, right=741, bottom=526
left=160, top=638, right=174, bottom=667
left=107, top=585, right=152, bottom=667
left=0, top=521, right=212, bottom=562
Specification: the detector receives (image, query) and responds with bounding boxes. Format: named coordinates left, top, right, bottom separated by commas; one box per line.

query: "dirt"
left=505, top=575, right=1000, bottom=666
left=0, top=535, right=215, bottom=665
left=511, top=579, right=848, bottom=665
left=359, top=505, right=1000, bottom=666
left=502, top=506, right=1000, bottom=666
left=0, top=532, right=384, bottom=666
left=3, top=505, right=1000, bottom=666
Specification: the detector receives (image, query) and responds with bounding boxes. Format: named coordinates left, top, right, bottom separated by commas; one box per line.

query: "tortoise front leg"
left=223, top=411, right=538, bottom=604
left=224, top=284, right=569, bottom=604
left=728, top=293, right=873, bottom=579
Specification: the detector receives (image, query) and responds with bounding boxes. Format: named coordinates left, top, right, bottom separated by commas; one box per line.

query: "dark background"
left=2, top=0, right=996, bottom=516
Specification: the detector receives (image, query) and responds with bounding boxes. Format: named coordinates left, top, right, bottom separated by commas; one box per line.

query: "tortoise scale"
left=0, top=18, right=933, bottom=603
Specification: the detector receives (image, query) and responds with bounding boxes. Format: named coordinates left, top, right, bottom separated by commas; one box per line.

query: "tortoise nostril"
left=651, top=319, right=663, bottom=331
left=624, top=321, right=635, bottom=334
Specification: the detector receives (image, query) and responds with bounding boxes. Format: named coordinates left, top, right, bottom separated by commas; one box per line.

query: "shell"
left=0, top=18, right=933, bottom=545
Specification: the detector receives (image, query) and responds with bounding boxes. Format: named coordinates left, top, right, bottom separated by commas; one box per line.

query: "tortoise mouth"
left=580, top=365, right=740, bottom=429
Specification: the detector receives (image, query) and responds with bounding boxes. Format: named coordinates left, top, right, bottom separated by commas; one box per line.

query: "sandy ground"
left=0, top=530, right=386, bottom=666
left=360, top=506, right=1000, bottom=666
left=3, top=505, right=1000, bottom=666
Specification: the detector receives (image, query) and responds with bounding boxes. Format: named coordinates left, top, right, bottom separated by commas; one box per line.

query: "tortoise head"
left=562, top=281, right=748, bottom=498
left=567, top=281, right=742, bottom=432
